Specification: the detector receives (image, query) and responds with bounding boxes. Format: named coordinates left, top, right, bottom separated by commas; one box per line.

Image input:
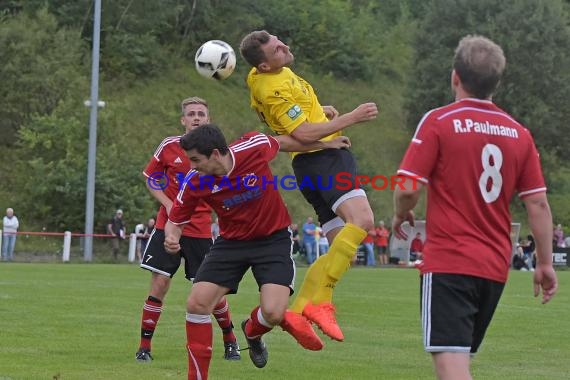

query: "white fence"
left=0, top=229, right=138, bottom=263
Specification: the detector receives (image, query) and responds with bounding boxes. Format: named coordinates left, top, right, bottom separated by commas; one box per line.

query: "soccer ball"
left=194, top=40, right=236, bottom=80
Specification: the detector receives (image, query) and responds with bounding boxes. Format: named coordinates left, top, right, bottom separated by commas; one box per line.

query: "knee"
left=187, top=296, right=214, bottom=315
left=262, top=310, right=284, bottom=326
left=341, top=207, right=374, bottom=231
left=351, top=213, right=374, bottom=231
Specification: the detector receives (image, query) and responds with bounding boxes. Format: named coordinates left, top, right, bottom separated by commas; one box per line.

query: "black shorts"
left=292, top=148, right=362, bottom=225
left=421, top=273, right=505, bottom=354
left=140, top=229, right=213, bottom=281
left=194, top=228, right=295, bottom=295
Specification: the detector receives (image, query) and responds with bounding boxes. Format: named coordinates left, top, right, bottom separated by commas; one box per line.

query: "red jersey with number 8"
left=398, top=98, right=546, bottom=282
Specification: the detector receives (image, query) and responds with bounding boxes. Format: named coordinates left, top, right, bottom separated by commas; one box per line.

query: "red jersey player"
left=165, top=124, right=353, bottom=379
left=136, top=97, right=240, bottom=362
left=392, top=35, right=557, bottom=380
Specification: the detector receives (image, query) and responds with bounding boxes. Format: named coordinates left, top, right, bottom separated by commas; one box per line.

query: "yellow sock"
left=290, top=255, right=329, bottom=313
left=312, top=223, right=367, bottom=304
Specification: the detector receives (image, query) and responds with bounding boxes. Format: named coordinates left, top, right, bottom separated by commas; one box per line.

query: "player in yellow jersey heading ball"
left=240, top=30, right=379, bottom=343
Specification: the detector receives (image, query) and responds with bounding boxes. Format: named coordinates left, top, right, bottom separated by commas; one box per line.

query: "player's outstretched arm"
left=523, top=192, right=558, bottom=304
left=275, top=135, right=350, bottom=152
left=290, top=102, right=378, bottom=144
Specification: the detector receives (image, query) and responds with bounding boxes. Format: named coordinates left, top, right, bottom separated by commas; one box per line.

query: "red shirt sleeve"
left=398, top=111, right=439, bottom=183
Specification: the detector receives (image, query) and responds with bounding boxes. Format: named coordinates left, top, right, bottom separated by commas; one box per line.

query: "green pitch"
left=0, top=264, right=568, bottom=380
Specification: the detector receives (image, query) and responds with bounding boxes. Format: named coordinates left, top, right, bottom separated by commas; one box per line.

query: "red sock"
left=212, top=297, right=236, bottom=343
left=245, top=306, right=272, bottom=339
left=186, top=314, right=213, bottom=380
left=139, top=296, right=162, bottom=350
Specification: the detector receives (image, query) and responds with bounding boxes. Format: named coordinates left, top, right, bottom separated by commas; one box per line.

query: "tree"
left=0, top=8, right=86, bottom=146
left=405, top=0, right=570, bottom=161
left=11, top=108, right=89, bottom=230
left=405, top=0, right=570, bottom=224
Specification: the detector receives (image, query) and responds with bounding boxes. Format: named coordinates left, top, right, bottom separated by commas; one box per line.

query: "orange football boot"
left=302, top=302, right=344, bottom=341
left=280, top=310, right=324, bottom=351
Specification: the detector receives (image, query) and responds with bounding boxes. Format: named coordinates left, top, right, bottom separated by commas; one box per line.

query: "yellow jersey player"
left=240, top=30, right=378, bottom=342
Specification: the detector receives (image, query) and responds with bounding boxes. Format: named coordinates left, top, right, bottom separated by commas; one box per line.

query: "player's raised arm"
left=289, top=103, right=378, bottom=144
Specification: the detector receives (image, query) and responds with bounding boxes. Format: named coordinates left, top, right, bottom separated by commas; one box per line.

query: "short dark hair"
left=453, top=35, right=506, bottom=99
left=179, top=124, right=229, bottom=157
left=239, top=30, right=271, bottom=68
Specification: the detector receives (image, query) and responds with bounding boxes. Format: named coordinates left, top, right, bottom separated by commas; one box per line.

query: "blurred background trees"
left=1, top=0, right=568, bottom=232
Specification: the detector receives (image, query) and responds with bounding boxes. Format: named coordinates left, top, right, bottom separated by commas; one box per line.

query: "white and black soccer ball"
left=194, top=40, right=236, bottom=80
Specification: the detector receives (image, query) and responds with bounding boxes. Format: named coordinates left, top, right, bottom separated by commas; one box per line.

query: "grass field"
left=0, top=263, right=568, bottom=380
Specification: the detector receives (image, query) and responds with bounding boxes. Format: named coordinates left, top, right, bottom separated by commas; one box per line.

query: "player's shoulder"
left=424, top=101, right=463, bottom=122
left=231, top=132, right=277, bottom=154
left=158, top=135, right=182, bottom=145
left=250, top=68, right=294, bottom=96
left=151, top=135, right=183, bottom=159
left=233, top=131, right=272, bottom=145
left=154, top=135, right=182, bottom=151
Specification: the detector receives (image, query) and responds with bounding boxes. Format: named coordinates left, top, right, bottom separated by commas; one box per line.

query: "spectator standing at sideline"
left=107, top=209, right=125, bottom=260
left=409, top=232, right=424, bottom=262
left=362, top=229, right=376, bottom=266
left=302, top=217, right=317, bottom=264
left=374, top=220, right=390, bottom=265
left=2, top=208, right=19, bottom=262
left=392, top=35, right=557, bottom=380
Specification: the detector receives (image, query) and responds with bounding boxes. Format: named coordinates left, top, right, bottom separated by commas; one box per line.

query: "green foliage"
left=12, top=109, right=87, bottom=230
left=0, top=8, right=87, bottom=145
left=0, top=1, right=567, bottom=233
left=405, top=0, right=570, bottom=225
left=406, top=0, right=570, bottom=160
left=102, top=32, right=170, bottom=81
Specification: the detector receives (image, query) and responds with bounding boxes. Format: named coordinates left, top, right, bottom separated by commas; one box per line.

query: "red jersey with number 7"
left=397, top=98, right=546, bottom=283
left=143, top=136, right=212, bottom=238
